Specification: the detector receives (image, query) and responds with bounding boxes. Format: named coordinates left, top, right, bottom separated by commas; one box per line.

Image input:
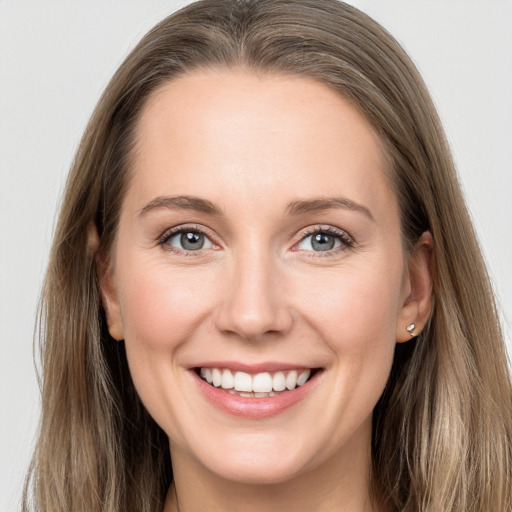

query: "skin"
left=100, top=69, right=433, bottom=512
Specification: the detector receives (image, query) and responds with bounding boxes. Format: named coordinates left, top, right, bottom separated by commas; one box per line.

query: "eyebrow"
left=285, top=197, right=375, bottom=221
left=138, top=195, right=222, bottom=217
left=138, top=195, right=374, bottom=221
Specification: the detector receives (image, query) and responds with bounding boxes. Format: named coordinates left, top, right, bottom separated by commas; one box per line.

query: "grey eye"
left=167, top=231, right=214, bottom=251
left=311, top=233, right=336, bottom=251
left=297, top=231, right=343, bottom=252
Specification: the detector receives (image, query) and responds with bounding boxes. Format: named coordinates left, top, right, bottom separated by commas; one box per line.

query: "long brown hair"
left=24, top=1, right=512, bottom=511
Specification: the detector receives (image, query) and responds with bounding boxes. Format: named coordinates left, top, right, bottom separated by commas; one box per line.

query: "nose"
left=214, top=247, right=293, bottom=341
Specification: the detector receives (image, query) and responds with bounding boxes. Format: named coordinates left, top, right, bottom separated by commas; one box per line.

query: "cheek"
left=298, top=263, right=403, bottom=348
left=294, top=256, right=404, bottom=415
left=117, top=257, right=217, bottom=351
left=114, top=256, right=219, bottom=435
left=298, top=262, right=402, bottom=422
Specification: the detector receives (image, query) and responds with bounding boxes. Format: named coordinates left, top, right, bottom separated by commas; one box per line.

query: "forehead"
left=127, top=69, right=396, bottom=220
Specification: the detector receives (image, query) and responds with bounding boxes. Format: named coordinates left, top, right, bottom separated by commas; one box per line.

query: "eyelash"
left=293, top=226, right=354, bottom=256
left=158, top=224, right=216, bottom=255
left=157, top=224, right=354, bottom=255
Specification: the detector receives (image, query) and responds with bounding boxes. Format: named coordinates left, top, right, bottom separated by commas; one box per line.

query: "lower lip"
left=191, top=370, right=321, bottom=419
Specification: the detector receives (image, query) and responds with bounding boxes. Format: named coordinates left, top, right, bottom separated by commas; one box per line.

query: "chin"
left=184, top=431, right=319, bottom=485
left=205, top=457, right=308, bottom=485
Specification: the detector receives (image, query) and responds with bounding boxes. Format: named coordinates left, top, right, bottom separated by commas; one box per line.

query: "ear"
left=92, top=225, right=125, bottom=341
left=396, top=231, right=434, bottom=343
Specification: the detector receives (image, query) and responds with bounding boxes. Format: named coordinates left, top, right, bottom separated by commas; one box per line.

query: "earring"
left=406, top=323, right=416, bottom=336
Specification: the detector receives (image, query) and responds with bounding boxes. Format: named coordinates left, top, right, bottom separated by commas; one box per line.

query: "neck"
left=163, top=425, right=380, bottom=512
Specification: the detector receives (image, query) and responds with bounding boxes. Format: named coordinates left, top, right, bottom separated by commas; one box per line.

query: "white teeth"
left=200, top=367, right=314, bottom=393
left=252, top=372, right=273, bottom=393
left=297, top=369, right=311, bottom=386
left=272, top=371, right=286, bottom=391
left=286, top=370, right=298, bottom=390
left=212, top=368, right=222, bottom=387
left=228, top=389, right=278, bottom=398
left=234, top=371, right=253, bottom=392
left=201, top=367, right=213, bottom=384
left=221, top=369, right=234, bottom=389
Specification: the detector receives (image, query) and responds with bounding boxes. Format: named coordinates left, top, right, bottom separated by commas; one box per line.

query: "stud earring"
left=406, top=323, right=416, bottom=336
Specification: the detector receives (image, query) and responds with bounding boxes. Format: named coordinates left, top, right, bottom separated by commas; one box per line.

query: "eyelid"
left=156, top=223, right=354, bottom=255
left=292, top=225, right=354, bottom=253
left=158, top=224, right=220, bottom=252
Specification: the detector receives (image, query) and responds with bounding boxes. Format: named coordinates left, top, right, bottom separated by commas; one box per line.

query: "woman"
left=23, top=1, right=512, bottom=511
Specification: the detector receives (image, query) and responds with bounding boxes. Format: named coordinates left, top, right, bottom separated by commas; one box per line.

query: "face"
left=101, top=70, right=430, bottom=485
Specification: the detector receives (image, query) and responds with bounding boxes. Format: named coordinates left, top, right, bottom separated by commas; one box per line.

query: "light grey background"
left=1, top=1, right=511, bottom=510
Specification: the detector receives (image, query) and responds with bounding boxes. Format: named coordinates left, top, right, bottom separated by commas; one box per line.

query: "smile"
left=199, top=367, right=313, bottom=398
left=191, top=364, right=323, bottom=418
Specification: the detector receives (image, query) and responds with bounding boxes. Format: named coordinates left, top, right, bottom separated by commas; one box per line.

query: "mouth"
left=196, top=367, right=320, bottom=398
left=191, top=364, right=323, bottom=418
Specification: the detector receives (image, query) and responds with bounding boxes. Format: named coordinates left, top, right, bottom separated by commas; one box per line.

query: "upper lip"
left=189, top=361, right=319, bottom=373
